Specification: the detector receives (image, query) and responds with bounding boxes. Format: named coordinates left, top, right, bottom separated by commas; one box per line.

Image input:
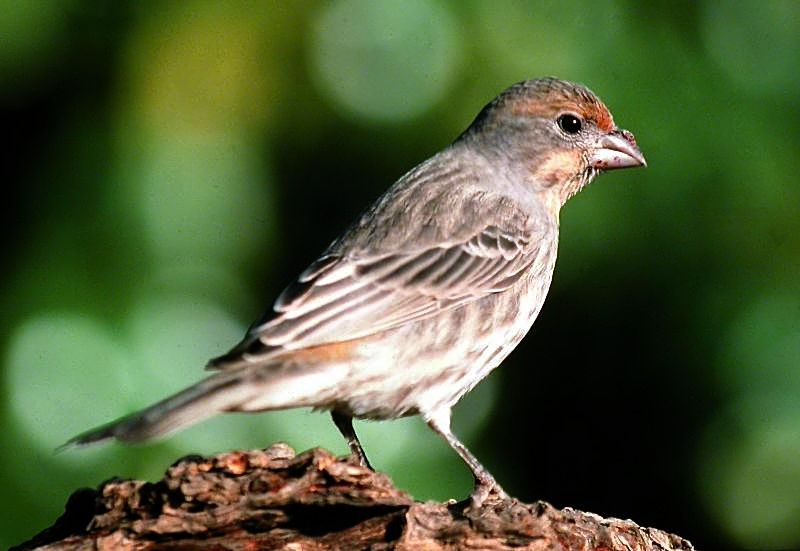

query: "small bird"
left=66, top=77, right=645, bottom=506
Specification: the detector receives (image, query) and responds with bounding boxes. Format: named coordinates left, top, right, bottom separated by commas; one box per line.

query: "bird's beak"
left=590, top=129, right=646, bottom=170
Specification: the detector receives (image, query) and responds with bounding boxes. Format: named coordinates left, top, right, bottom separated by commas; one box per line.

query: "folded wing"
left=208, top=222, right=544, bottom=370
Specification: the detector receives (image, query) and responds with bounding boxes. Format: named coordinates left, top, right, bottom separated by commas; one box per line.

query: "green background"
left=2, top=1, right=798, bottom=549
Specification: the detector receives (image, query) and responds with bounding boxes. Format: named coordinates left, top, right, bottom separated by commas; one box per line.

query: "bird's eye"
left=557, top=114, right=582, bottom=134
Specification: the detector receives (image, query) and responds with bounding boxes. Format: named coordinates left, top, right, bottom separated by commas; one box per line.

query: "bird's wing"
left=209, top=211, right=542, bottom=369
left=208, top=207, right=549, bottom=370
left=208, top=155, right=554, bottom=369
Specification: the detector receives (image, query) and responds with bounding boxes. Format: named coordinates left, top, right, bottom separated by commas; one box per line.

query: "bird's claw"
left=468, top=480, right=512, bottom=510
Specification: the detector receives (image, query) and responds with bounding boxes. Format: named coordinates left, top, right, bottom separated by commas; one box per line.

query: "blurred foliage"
left=1, top=1, right=799, bottom=549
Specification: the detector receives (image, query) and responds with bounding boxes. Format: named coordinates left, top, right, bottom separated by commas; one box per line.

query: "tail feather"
left=62, top=369, right=258, bottom=448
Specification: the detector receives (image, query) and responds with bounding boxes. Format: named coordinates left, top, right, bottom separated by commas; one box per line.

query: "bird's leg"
left=331, top=411, right=374, bottom=470
left=425, top=407, right=510, bottom=508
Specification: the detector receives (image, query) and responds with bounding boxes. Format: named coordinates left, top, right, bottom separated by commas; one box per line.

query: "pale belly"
left=340, top=254, right=557, bottom=420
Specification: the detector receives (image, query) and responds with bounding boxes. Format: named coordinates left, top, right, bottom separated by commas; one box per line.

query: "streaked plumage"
left=66, top=77, right=645, bottom=506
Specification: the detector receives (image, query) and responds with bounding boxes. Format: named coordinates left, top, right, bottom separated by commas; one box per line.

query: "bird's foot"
left=470, top=481, right=511, bottom=508
left=446, top=480, right=512, bottom=513
left=352, top=450, right=374, bottom=471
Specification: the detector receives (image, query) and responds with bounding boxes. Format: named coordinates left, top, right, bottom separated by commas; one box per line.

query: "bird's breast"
left=340, top=239, right=558, bottom=419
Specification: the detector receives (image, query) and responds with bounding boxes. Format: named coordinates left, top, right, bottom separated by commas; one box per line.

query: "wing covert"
left=207, top=222, right=548, bottom=370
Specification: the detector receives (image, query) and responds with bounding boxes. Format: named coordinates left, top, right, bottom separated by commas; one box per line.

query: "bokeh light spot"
left=122, top=2, right=275, bottom=134
left=125, top=291, right=244, bottom=397
left=127, top=132, right=273, bottom=268
left=698, top=397, right=800, bottom=548
left=471, top=0, right=625, bottom=82
left=5, top=312, right=134, bottom=449
left=310, top=0, right=463, bottom=122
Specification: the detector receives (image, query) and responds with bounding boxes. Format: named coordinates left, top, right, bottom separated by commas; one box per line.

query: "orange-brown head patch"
left=531, top=148, right=590, bottom=211
left=533, top=148, right=586, bottom=188
left=506, top=78, right=615, bottom=133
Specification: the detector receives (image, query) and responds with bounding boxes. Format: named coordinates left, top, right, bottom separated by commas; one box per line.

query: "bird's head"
left=462, top=77, right=646, bottom=209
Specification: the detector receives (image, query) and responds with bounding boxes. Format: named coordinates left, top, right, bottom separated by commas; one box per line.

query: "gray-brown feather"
left=67, top=77, right=626, bottom=452
left=208, top=144, right=554, bottom=371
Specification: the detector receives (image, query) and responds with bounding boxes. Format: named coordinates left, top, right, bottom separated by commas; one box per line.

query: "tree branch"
left=14, top=444, right=695, bottom=550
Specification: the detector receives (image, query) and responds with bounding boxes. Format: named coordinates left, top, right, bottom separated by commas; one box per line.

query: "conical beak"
left=590, top=129, right=646, bottom=170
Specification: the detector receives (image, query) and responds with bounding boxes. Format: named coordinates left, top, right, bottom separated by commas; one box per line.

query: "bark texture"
left=14, top=444, right=695, bottom=550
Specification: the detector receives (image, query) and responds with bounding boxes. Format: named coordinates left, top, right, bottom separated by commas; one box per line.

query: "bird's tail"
left=62, top=367, right=269, bottom=448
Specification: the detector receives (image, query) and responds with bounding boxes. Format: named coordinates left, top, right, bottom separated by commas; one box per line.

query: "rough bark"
left=14, top=444, right=695, bottom=550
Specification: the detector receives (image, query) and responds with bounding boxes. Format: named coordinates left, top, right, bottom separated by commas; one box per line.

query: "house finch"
left=67, top=77, right=645, bottom=506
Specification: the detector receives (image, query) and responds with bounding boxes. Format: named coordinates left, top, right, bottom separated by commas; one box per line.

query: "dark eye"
left=557, top=114, right=582, bottom=134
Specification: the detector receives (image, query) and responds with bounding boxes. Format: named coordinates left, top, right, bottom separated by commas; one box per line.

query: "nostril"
left=620, top=129, right=638, bottom=148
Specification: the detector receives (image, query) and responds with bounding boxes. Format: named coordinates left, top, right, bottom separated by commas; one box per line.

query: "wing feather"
left=207, top=153, right=556, bottom=370
left=208, top=223, right=546, bottom=370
